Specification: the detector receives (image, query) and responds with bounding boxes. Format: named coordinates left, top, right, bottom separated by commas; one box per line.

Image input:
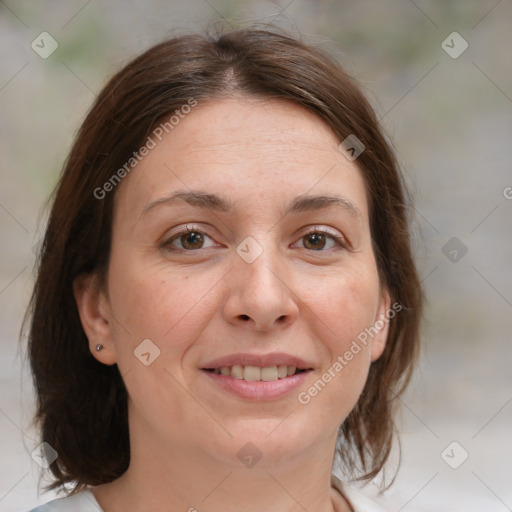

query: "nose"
left=222, top=243, right=299, bottom=332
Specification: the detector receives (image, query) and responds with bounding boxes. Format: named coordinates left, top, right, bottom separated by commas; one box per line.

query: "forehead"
left=173, top=96, right=335, bottom=149
left=113, top=97, right=369, bottom=224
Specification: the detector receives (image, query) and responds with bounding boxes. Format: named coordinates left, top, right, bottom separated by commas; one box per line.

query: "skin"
left=74, top=97, right=390, bottom=512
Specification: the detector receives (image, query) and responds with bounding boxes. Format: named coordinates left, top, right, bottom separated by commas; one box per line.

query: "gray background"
left=1, top=1, right=511, bottom=511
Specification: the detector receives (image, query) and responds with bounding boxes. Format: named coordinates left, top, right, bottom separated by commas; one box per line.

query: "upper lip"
left=201, top=352, right=314, bottom=370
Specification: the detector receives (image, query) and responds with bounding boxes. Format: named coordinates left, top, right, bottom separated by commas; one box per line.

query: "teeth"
left=213, top=365, right=301, bottom=381
left=231, top=365, right=243, bottom=379
left=277, top=365, right=288, bottom=379
left=261, top=366, right=277, bottom=381
left=244, top=366, right=261, bottom=381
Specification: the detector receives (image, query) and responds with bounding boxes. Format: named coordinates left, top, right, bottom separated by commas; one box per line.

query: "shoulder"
left=332, top=476, right=386, bottom=512
left=27, top=489, right=102, bottom=512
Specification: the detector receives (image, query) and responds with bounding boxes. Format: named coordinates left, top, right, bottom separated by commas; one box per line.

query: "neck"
left=92, top=410, right=350, bottom=512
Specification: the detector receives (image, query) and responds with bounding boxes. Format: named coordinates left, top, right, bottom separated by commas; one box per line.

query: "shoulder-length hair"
left=25, top=26, right=422, bottom=493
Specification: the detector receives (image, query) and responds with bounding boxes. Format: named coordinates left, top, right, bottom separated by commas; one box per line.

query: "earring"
left=95, top=344, right=104, bottom=352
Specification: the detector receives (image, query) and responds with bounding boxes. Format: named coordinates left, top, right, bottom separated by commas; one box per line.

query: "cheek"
left=311, top=265, right=381, bottom=352
left=105, top=261, right=221, bottom=418
left=298, top=265, right=380, bottom=411
left=107, top=257, right=223, bottom=365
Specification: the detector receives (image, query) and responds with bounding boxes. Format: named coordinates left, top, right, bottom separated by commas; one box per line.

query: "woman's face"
left=80, top=97, right=390, bottom=468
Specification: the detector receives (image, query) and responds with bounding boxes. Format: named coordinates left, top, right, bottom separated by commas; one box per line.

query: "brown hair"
left=25, top=26, right=422, bottom=493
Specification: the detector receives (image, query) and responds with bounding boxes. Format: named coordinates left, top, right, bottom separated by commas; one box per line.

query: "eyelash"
left=162, top=225, right=347, bottom=253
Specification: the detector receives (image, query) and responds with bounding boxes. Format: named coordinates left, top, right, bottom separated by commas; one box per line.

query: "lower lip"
left=201, top=370, right=311, bottom=401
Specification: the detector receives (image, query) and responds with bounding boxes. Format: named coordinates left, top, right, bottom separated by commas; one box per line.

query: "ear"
left=73, top=274, right=117, bottom=366
left=370, top=289, right=392, bottom=363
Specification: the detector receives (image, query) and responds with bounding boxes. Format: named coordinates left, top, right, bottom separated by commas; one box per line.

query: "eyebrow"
left=141, top=190, right=234, bottom=217
left=289, top=194, right=361, bottom=219
left=140, top=190, right=362, bottom=220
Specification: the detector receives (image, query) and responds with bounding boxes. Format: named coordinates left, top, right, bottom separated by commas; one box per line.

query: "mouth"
left=199, top=353, right=314, bottom=398
left=202, top=365, right=309, bottom=382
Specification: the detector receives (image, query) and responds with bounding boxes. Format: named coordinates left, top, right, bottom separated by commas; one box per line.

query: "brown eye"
left=303, top=232, right=327, bottom=250
left=179, top=231, right=204, bottom=250
left=295, top=229, right=344, bottom=251
left=164, top=227, right=217, bottom=251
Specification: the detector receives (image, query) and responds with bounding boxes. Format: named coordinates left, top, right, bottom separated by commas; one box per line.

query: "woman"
left=26, top=26, right=422, bottom=511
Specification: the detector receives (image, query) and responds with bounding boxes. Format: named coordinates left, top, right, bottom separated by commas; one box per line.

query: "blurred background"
left=1, top=1, right=511, bottom=511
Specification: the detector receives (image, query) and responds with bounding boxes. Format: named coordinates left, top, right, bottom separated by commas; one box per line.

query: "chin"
left=209, top=416, right=327, bottom=469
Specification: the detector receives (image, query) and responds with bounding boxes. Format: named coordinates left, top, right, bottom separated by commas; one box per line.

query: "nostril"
left=240, top=314, right=250, bottom=321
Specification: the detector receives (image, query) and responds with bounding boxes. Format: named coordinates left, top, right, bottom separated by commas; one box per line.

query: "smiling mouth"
left=202, top=365, right=310, bottom=382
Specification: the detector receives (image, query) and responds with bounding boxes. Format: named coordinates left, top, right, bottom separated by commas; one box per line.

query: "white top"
left=28, top=477, right=384, bottom=512
left=27, top=490, right=100, bottom=511
left=333, top=476, right=385, bottom=512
